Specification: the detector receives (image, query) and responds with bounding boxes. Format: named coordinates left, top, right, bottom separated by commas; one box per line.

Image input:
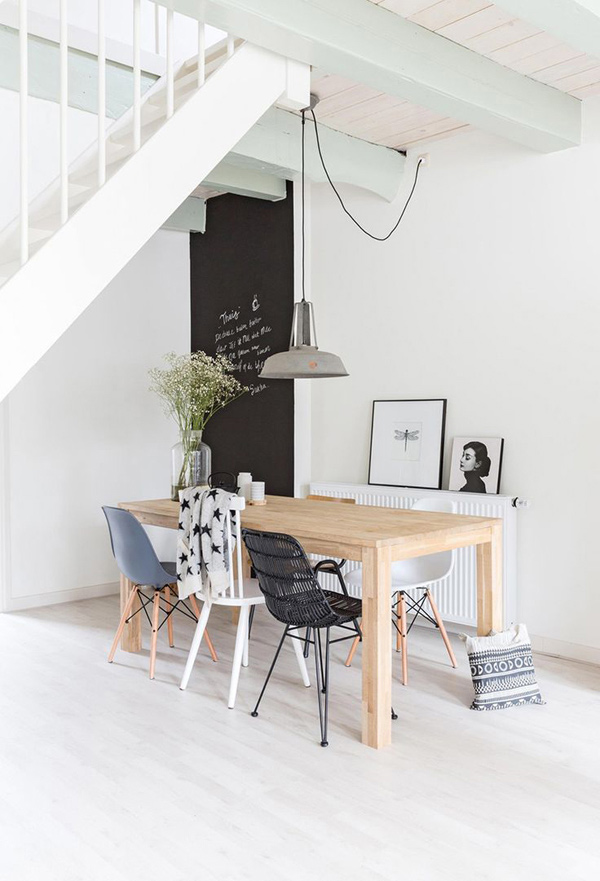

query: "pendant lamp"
left=260, top=97, right=348, bottom=381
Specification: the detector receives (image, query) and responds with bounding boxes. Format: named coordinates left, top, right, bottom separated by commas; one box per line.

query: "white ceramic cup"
left=251, top=481, right=265, bottom=501
left=237, top=472, right=252, bottom=501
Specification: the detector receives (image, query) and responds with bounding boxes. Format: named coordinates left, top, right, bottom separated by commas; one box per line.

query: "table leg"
left=120, top=573, right=141, bottom=652
left=476, top=523, right=503, bottom=636
left=361, top=546, right=392, bottom=749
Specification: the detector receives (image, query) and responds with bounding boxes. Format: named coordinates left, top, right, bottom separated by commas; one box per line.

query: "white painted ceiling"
left=311, top=0, right=600, bottom=150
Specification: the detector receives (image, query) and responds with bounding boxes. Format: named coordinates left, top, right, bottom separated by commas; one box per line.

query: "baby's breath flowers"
left=150, top=353, right=248, bottom=497
left=149, top=351, right=247, bottom=434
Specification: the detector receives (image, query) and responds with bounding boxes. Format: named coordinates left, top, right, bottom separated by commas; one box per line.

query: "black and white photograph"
left=448, top=437, right=504, bottom=494
left=368, top=399, right=446, bottom=489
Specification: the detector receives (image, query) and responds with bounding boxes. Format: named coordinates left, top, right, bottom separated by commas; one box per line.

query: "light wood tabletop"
left=118, top=495, right=503, bottom=749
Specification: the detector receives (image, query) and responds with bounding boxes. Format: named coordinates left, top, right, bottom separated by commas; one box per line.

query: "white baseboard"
left=417, top=618, right=600, bottom=667
left=530, top=634, right=600, bottom=667
left=3, top=581, right=119, bottom=612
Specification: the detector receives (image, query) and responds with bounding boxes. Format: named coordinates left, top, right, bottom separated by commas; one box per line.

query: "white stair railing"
left=133, top=0, right=141, bottom=153
left=6, top=2, right=243, bottom=288
left=198, top=22, right=205, bottom=87
left=98, top=0, right=106, bottom=187
left=166, top=7, right=174, bottom=119
left=60, top=0, right=68, bottom=224
left=19, top=0, right=27, bottom=266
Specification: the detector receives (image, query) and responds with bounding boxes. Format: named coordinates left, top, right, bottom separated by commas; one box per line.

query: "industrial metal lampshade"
left=259, top=97, right=347, bottom=382
left=260, top=300, right=348, bottom=379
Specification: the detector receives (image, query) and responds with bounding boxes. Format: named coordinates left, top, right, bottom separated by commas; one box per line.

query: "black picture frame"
left=368, top=398, right=447, bottom=490
left=448, top=436, right=505, bottom=494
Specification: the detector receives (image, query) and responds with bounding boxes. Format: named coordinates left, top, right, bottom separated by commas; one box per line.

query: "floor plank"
left=0, top=596, right=598, bottom=880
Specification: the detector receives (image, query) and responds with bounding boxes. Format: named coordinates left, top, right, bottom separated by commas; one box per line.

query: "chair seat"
left=160, top=560, right=177, bottom=580
left=322, top=589, right=362, bottom=621
left=345, top=557, right=449, bottom=592
left=194, top=577, right=265, bottom=607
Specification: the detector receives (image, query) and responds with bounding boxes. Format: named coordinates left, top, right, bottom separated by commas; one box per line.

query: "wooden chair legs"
left=398, top=592, right=408, bottom=686
left=109, top=584, right=221, bottom=680
left=164, top=585, right=175, bottom=647
left=343, top=589, right=454, bottom=687
left=425, top=589, right=457, bottom=668
left=189, top=594, right=218, bottom=662
left=345, top=625, right=361, bottom=667
left=149, top=590, right=161, bottom=680
left=108, top=584, right=140, bottom=663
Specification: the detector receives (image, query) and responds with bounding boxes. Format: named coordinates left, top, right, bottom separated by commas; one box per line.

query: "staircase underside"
left=0, top=43, right=309, bottom=403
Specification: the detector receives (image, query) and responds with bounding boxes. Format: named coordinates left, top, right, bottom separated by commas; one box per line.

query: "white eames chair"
left=344, top=497, right=458, bottom=685
left=179, top=496, right=310, bottom=707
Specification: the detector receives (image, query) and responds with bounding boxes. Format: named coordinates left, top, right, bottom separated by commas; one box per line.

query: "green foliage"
left=149, top=351, right=247, bottom=433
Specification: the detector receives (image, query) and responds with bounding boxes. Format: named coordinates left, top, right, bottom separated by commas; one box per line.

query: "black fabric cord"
left=306, top=106, right=423, bottom=242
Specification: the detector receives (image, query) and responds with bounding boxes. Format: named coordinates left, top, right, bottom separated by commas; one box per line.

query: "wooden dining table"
left=118, top=495, right=503, bottom=749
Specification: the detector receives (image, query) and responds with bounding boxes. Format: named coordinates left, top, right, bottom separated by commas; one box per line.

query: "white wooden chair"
left=179, top=495, right=310, bottom=707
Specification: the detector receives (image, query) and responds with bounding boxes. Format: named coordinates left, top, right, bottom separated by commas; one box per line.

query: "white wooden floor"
left=1, top=596, right=598, bottom=881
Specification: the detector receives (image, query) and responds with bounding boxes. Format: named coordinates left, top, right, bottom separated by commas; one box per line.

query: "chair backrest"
left=242, top=528, right=339, bottom=627
left=223, top=494, right=246, bottom=598
left=406, top=496, right=456, bottom=583
left=209, top=471, right=237, bottom=493
left=411, top=497, right=455, bottom=516
left=102, top=506, right=174, bottom=589
left=176, top=491, right=247, bottom=599
left=306, top=494, right=356, bottom=505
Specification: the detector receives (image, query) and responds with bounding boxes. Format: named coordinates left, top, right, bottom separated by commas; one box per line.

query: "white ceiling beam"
left=198, top=161, right=287, bottom=200
left=494, top=1, right=600, bottom=60
left=162, top=196, right=207, bottom=232
left=158, top=0, right=581, bottom=152
left=226, top=107, right=406, bottom=201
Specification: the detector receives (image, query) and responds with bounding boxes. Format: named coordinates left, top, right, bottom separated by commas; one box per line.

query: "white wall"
left=1, top=229, right=189, bottom=610
left=0, top=89, right=101, bottom=231
left=309, top=97, right=600, bottom=658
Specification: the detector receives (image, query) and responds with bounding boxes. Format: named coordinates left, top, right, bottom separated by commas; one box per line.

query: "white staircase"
left=0, top=11, right=309, bottom=403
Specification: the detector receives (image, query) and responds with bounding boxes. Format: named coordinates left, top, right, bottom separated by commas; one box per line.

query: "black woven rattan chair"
left=242, top=528, right=396, bottom=747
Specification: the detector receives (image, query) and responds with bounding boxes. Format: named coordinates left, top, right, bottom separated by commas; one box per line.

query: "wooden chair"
left=179, top=495, right=311, bottom=708
left=103, top=506, right=217, bottom=680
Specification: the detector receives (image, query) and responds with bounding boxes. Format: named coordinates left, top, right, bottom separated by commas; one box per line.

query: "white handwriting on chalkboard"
left=250, top=383, right=268, bottom=396
left=213, top=295, right=277, bottom=396
left=219, top=308, right=240, bottom=325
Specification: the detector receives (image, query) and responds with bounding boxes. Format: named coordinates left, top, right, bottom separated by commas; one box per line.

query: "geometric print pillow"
left=460, top=624, right=545, bottom=711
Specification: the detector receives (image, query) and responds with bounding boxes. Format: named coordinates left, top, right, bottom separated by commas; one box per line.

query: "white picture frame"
left=368, top=399, right=447, bottom=490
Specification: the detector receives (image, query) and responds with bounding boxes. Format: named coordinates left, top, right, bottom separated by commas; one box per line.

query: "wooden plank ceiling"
left=311, top=0, right=600, bottom=150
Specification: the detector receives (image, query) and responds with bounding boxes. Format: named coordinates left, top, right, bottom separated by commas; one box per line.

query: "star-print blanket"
left=177, top=486, right=236, bottom=602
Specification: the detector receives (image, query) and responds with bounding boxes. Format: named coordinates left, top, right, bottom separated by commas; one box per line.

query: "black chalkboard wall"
left=190, top=185, right=295, bottom=496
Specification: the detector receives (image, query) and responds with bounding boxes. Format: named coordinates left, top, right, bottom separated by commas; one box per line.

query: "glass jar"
left=171, top=430, right=212, bottom=501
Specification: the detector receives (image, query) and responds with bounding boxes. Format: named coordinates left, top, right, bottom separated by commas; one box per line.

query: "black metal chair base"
left=251, top=623, right=398, bottom=746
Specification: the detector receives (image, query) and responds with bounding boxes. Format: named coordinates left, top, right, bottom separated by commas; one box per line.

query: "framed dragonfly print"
left=448, top=436, right=504, bottom=494
left=368, top=399, right=447, bottom=489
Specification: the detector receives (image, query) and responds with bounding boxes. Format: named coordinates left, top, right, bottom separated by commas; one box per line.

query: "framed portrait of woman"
left=448, top=437, right=504, bottom=494
left=368, top=399, right=447, bottom=489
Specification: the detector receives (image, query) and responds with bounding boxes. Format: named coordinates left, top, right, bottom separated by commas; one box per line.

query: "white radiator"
left=308, top=482, right=521, bottom=629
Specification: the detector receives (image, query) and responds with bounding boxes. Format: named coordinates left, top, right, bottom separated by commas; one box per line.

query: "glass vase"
left=171, top=430, right=212, bottom=501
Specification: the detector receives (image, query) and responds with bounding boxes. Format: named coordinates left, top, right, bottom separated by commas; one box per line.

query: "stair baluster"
left=198, top=22, right=206, bottom=88
left=19, top=0, right=28, bottom=266
left=98, top=0, right=106, bottom=187
left=60, top=0, right=68, bottom=224
left=133, top=0, right=141, bottom=153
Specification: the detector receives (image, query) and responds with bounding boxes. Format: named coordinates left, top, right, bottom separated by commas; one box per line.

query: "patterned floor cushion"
left=460, top=624, right=545, bottom=711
